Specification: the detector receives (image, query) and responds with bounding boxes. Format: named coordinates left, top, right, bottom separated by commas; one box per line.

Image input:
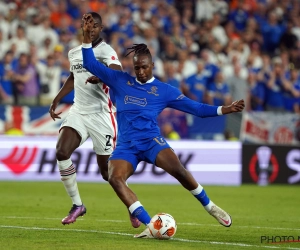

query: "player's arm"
left=49, top=73, right=74, bottom=121
left=166, top=85, right=244, bottom=117
left=86, top=63, right=122, bottom=84
left=81, top=14, right=123, bottom=89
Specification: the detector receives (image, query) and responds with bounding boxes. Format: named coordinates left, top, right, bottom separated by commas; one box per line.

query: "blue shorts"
left=109, top=136, right=171, bottom=171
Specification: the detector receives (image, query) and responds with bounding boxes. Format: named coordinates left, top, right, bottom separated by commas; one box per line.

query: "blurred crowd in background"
left=0, top=0, right=300, bottom=138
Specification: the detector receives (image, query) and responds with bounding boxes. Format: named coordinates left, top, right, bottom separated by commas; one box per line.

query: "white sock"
left=190, top=184, right=203, bottom=195
left=204, top=201, right=215, bottom=212
left=58, top=159, right=82, bottom=206
left=128, top=201, right=142, bottom=214
left=190, top=184, right=215, bottom=212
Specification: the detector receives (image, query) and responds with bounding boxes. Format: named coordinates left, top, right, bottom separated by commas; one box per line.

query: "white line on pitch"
left=1, top=216, right=300, bottom=232
left=1, top=225, right=299, bottom=250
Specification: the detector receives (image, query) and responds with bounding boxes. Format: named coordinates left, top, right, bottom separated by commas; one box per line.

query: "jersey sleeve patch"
left=176, top=94, right=185, bottom=100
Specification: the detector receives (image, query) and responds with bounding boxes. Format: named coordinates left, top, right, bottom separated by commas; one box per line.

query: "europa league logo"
left=256, top=146, right=272, bottom=186
left=249, top=146, right=279, bottom=185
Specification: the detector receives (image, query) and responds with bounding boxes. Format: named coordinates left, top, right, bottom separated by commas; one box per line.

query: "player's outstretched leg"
left=98, top=154, right=141, bottom=228
left=58, top=158, right=86, bottom=225
left=190, top=184, right=232, bottom=227
left=125, top=182, right=141, bottom=228
left=129, top=202, right=153, bottom=238
left=155, top=148, right=232, bottom=227
left=108, top=160, right=153, bottom=237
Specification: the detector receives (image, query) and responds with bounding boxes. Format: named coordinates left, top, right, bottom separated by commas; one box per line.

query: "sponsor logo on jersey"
left=71, top=63, right=83, bottom=71
left=124, top=95, right=147, bottom=107
left=127, top=81, right=134, bottom=86
left=71, top=63, right=87, bottom=73
left=147, top=86, right=159, bottom=96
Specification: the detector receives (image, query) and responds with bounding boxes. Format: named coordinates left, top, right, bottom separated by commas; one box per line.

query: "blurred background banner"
left=240, top=111, right=300, bottom=144
left=0, top=104, right=70, bottom=135
left=242, top=144, right=300, bottom=184
left=0, top=137, right=241, bottom=185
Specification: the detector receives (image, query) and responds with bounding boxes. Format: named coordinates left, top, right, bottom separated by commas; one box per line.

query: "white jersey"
left=68, top=41, right=121, bottom=114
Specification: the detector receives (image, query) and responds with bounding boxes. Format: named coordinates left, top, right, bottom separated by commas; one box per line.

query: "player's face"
left=82, top=17, right=103, bottom=42
left=133, top=55, right=154, bottom=83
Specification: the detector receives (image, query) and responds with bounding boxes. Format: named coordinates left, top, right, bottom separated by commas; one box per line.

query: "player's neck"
left=92, top=36, right=103, bottom=48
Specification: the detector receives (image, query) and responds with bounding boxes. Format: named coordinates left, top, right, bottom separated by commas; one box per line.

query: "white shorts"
left=60, top=109, right=117, bottom=155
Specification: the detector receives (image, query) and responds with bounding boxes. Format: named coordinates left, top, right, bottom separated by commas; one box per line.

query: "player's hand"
left=85, top=76, right=100, bottom=84
left=49, top=102, right=62, bottom=121
left=222, top=99, right=245, bottom=114
left=82, top=13, right=94, bottom=33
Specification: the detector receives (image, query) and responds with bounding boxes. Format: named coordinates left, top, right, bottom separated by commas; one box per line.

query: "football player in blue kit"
left=82, top=14, right=244, bottom=238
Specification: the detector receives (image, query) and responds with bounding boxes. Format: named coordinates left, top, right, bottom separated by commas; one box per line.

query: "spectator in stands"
left=279, top=20, right=298, bottom=52
left=264, top=57, right=285, bottom=111
left=211, top=13, right=228, bottom=48
left=39, top=18, right=59, bottom=49
left=195, top=0, right=215, bottom=23
left=50, top=1, right=72, bottom=30
left=174, top=50, right=197, bottom=79
left=208, top=40, right=228, bottom=67
left=181, top=30, right=200, bottom=56
left=261, top=11, right=285, bottom=56
left=161, top=122, right=181, bottom=140
left=200, top=49, right=220, bottom=86
left=226, top=64, right=248, bottom=103
left=26, top=14, right=44, bottom=47
left=224, top=129, right=238, bottom=141
left=110, top=12, right=134, bottom=40
left=229, top=0, right=249, bottom=32
left=184, top=60, right=207, bottom=102
left=12, top=53, right=39, bottom=106
left=160, top=41, right=179, bottom=62
left=282, top=67, right=300, bottom=112
left=0, top=51, right=16, bottom=105
left=207, top=71, right=231, bottom=106
left=148, top=46, right=165, bottom=80
left=36, top=54, right=61, bottom=106
left=164, top=62, right=181, bottom=89
left=37, top=37, right=54, bottom=61
left=9, top=25, right=30, bottom=58
left=4, top=121, right=24, bottom=136
left=10, top=6, right=27, bottom=36
left=247, top=71, right=265, bottom=111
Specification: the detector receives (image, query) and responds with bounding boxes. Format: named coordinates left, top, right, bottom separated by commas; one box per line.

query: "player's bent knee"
left=108, top=175, right=125, bottom=189
left=100, top=170, right=109, bottom=182
left=56, top=149, right=72, bottom=161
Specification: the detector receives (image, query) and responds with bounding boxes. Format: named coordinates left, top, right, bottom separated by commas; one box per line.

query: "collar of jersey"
left=135, top=77, right=155, bottom=85
left=92, top=38, right=104, bottom=48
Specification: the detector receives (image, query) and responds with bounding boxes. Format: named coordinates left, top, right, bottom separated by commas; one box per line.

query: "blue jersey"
left=82, top=45, right=219, bottom=143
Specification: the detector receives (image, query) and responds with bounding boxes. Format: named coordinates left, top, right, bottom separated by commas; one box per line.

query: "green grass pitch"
left=0, top=182, right=299, bottom=250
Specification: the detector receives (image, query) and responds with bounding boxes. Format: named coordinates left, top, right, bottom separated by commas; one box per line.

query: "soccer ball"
left=148, top=213, right=177, bottom=239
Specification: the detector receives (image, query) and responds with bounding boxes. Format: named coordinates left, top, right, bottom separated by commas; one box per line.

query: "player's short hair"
left=88, top=12, right=102, bottom=24
left=125, top=43, right=152, bottom=61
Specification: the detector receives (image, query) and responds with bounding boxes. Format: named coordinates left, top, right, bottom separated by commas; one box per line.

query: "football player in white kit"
left=49, top=12, right=141, bottom=228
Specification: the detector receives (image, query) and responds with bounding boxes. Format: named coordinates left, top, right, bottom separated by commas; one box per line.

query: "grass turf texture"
left=0, top=182, right=299, bottom=250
